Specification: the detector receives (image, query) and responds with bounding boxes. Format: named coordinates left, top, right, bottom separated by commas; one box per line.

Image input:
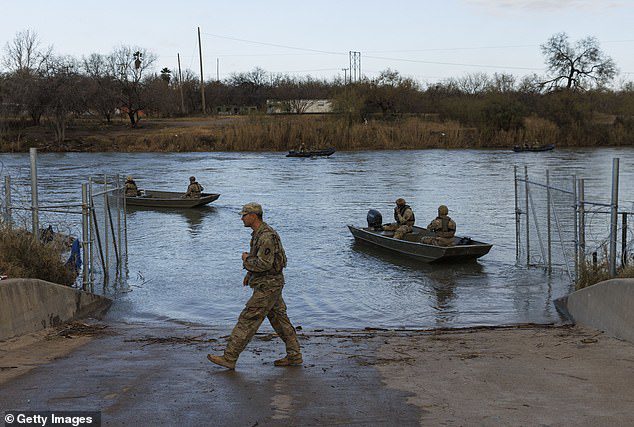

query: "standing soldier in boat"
left=383, top=198, right=415, bottom=240
left=207, top=202, right=302, bottom=370
left=422, top=205, right=457, bottom=246
left=125, top=176, right=141, bottom=197
left=183, top=176, right=204, bottom=199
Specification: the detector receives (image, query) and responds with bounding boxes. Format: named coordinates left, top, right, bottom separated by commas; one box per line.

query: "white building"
left=266, top=99, right=333, bottom=114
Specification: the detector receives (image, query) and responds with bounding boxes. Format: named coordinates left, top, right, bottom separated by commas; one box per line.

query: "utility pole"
left=341, top=68, right=348, bottom=84
left=177, top=53, right=185, bottom=114
left=216, top=58, right=220, bottom=81
left=198, top=26, right=206, bottom=115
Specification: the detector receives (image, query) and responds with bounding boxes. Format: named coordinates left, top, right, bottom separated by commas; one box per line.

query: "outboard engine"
left=367, top=209, right=383, bottom=230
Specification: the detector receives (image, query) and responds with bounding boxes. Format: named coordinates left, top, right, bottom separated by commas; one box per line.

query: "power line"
left=363, top=54, right=543, bottom=71
left=365, top=39, right=634, bottom=54
left=200, top=32, right=346, bottom=56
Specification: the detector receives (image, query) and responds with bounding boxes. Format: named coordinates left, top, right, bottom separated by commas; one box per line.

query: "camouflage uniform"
left=422, top=205, right=456, bottom=246
left=383, top=201, right=415, bottom=240
left=125, top=178, right=140, bottom=197
left=184, top=178, right=204, bottom=199
left=223, top=222, right=302, bottom=363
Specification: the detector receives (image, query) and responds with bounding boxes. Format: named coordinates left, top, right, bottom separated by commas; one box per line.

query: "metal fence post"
left=514, top=166, right=520, bottom=263
left=4, top=176, right=11, bottom=228
left=29, top=148, right=39, bottom=237
left=578, top=178, right=586, bottom=274
left=572, top=175, right=578, bottom=282
left=524, top=166, right=530, bottom=266
left=81, top=183, right=89, bottom=290
left=104, top=174, right=109, bottom=277
left=89, top=177, right=95, bottom=287
left=116, top=174, right=122, bottom=272
left=609, top=158, right=619, bottom=277
left=546, top=170, right=551, bottom=271
left=622, top=212, right=628, bottom=268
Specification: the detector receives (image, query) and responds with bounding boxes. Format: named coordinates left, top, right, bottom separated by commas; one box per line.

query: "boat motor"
left=367, top=209, right=383, bottom=230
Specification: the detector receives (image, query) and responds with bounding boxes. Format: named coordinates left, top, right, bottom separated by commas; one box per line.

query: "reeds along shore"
left=0, top=227, right=77, bottom=286
left=1, top=115, right=633, bottom=153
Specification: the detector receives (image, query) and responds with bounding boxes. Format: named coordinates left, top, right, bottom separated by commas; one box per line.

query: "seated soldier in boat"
left=422, top=205, right=456, bottom=246
left=125, top=176, right=141, bottom=197
left=184, top=176, right=204, bottom=199
left=298, top=141, right=306, bottom=153
left=382, top=198, right=415, bottom=240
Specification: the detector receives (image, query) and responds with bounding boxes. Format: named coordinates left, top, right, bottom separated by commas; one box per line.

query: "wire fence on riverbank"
left=1, top=149, right=127, bottom=290
left=515, top=160, right=633, bottom=284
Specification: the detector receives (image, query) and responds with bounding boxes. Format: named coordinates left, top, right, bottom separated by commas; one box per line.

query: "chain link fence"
left=1, top=149, right=127, bottom=291
left=515, top=161, right=633, bottom=285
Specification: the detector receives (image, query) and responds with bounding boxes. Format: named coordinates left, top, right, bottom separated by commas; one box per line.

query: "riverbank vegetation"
left=1, top=30, right=633, bottom=152
left=0, top=227, right=77, bottom=286
left=576, top=262, right=634, bottom=290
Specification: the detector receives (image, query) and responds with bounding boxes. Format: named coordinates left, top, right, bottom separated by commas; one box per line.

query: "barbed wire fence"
left=515, top=159, right=633, bottom=285
left=1, top=149, right=127, bottom=292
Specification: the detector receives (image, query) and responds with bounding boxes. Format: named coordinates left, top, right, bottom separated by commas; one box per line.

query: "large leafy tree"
left=540, top=33, right=617, bottom=91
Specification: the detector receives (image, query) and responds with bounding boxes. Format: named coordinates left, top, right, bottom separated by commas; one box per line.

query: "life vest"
left=394, top=205, right=415, bottom=226
left=436, top=215, right=456, bottom=238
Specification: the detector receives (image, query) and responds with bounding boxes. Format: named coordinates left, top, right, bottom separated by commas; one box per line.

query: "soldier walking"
left=207, top=202, right=302, bottom=370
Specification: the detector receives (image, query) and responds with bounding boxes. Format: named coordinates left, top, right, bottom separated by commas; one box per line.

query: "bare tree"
left=2, top=30, right=54, bottom=125
left=83, top=53, right=119, bottom=123
left=108, top=46, right=156, bottom=126
left=451, top=72, right=492, bottom=95
left=2, top=29, right=52, bottom=74
left=540, top=33, right=617, bottom=91
left=45, top=56, right=86, bottom=143
left=490, top=73, right=516, bottom=93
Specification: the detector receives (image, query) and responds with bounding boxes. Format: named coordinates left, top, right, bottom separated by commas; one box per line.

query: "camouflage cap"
left=126, top=176, right=133, bottom=181
left=395, top=198, right=406, bottom=205
left=239, top=202, right=263, bottom=216
left=189, top=176, right=196, bottom=181
left=438, top=205, right=449, bottom=215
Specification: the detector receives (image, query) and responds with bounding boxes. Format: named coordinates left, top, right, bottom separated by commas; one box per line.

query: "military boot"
left=273, top=355, right=303, bottom=367
left=207, top=354, right=236, bottom=370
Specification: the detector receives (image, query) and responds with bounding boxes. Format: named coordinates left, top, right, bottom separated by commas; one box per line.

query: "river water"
left=1, top=148, right=633, bottom=329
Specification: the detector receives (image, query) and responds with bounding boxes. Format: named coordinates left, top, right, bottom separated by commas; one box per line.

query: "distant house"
left=216, top=105, right=258, bottom=115
left=266, top=99, right=333, bottom=114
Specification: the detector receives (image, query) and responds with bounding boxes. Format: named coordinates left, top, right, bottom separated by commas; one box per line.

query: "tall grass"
left=1, top=115, right=631, bottom=153
left=0, top=226, right=77, bottom=286
left=576, top=260, right=634, bottom=290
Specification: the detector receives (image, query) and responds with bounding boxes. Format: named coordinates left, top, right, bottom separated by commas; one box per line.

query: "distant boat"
left=286, top=147, right=336, bottom=158
left=513, top=143, right=555, bottom=152
left=125, top=190, right=220, bottom=208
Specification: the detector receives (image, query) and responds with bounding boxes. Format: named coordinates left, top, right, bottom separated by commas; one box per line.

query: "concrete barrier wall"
left=0, top=278, right=112, bottom=341
left=565, top=278, right=634, bottom=343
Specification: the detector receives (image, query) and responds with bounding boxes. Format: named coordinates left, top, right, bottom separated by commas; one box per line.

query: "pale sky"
left=1, top=0, right=633, bottom=85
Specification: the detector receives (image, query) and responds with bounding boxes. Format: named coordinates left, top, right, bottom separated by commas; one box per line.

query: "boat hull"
left=348, top=225, right=492, bottom=263
left=125, top=190, right=220, bottom=208
left=513, top=144, right=555, bottom=152
left=286, top=148, right=335, bottom=157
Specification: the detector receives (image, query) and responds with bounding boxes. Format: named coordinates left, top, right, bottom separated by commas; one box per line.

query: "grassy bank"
left=1, top=114, right=632, bottom=153
left=576, top=262, right=634, bottom=290
left=0, top=227, right=76, bottom=286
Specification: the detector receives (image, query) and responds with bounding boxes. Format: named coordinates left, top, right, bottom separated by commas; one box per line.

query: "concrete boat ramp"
left=1, top=279, right=633, bottom=425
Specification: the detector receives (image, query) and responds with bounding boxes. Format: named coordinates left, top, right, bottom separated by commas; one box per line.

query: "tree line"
left=1, top=30, right=633, bottom=146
